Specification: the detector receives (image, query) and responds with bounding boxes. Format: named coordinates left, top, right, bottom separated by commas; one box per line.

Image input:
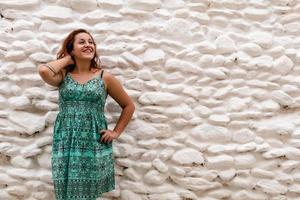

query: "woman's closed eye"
left=79, top=41, right=94, bottom=45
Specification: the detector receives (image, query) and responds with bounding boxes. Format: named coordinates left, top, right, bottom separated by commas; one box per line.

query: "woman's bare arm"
left=100, top=71, right=135, bottom=142
left=38, top=55, right=73, bottom=87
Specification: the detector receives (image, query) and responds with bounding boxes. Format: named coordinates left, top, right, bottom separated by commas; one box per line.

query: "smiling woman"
left=37, top=29, right=135, bottom=200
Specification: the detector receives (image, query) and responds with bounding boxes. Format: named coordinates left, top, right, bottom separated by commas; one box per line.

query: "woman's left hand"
left=99, top=129, right=120, bottom=143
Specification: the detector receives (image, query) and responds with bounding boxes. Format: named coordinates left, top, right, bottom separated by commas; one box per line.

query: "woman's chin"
left=77, top=55, right=94, bottom=61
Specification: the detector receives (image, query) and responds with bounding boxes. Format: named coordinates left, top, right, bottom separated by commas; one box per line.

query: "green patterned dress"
left=51, top=70, right=115, bottom=200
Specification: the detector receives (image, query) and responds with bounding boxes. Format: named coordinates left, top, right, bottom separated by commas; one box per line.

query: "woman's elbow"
left=129, top=102, right=135, bottom=113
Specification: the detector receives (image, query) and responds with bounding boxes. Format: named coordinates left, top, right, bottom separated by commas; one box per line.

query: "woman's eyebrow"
left=79, top=38, right=93, bottom=41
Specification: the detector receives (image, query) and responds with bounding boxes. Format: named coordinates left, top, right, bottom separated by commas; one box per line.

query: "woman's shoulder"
left=101, top=69, right=121, bottom=88
left=101, top=69, right=113, bottom=79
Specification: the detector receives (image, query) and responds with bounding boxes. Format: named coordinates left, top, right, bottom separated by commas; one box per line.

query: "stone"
left=194, top=105, right=212, bottom=118
left=215, top=35, right=236, bottom=54
left=260, top=100, right=281, bottom=112
left=171, top=148, right=204, bottom=165
left=38, top=170, right=52, bottom=183
left=208, top=189, right=232, bottom=199
left=37, top=153, right=51, bottom=169
left=0, top=95, right=7, bottom=109
left=97, top=0, right=124, bottom=9
left=208, top=114, right=230, bottom=126
left=143, top=48, right=166, bottom=65
left=165, top=104, right=192, bottom=118
left=232, top=190, right=267, bottom=200
left=5, top=50, right=26, bottom=61
left=247, top=55, right=273, bottom=70
left=126, top=120, right=159, bottom=139
left=190, top=12, right=209, bottom=24
left=34, top=99, right=58, bottom=111
left=128, top=0, right=161, bottom=11
left=138, top=92, right=181, bottom=106
left=23, top=87, right=45, bottom=99
left=286, top=147, right=300, bottom=160
left=226, top=97, right=248, bottom=112
left=1, top=62, right=17, bottom=74
left=159, top=148, right=175, bottom=161
left=276, top=172, right=293, bottom=185
left=249, top=31, right=273, bottom=48
left=171, top=176, right=221, bottom=191
left=256, top=180, right=287, bottom=195
left=123, top=168, right=142, bottom=181
left=243, top=8, right=270, bottom=21
left=207, top=155, right=234, bottom=169
left=262, top=148, right=286, bottom=159
left=195, top=41, right=216, bottom=54
left=163, top=18, right=192, bottom=42
left=289, top=184, right=300, bottom=194
left=121, top=52, right=143, bottom=68
left=67, top=0, right=97, bottom=11
left=8, top=111, right=45, bottom=135
left=11, top=155, right=33, bottom=168
left=251, top=168, right=274, bottom=179
left=273, top=55, right=294, bottom=75
left=119, top=8, right=149, bottom=17
left=165, top=58, right=200, bottom=74
left=29, top=52, right=54, bottom=62
left=0, top=0, right=39, bottom=8
left=204, top=68, right=227, bottom=79
left=219, top=169, right=236, bottom=181
left=6, top=168, right=37, bottom=180
left=236, top=142, right=256, bottom=153
left=233, top=129, right=255, bottom=144
left=110, top=21, right=140, bottom=34
left=169, top=166, right=185, bottom=176
left=120, top=190, right=142, bottom=200
left=191, top=124, right=231, bottom=143
left=280, top=160, right=300, bottom=173
left=152, top=158, right=168, bottom=173
left=144, top=169, right=168, bottom=185
left=271, top=90, right=294, bottom=106
left=0, top=173, right=19, bottom=185
left=153, top=8, right=171, bottom=19
left=20, top=144, right=42, bottom=158
left=234, top=154, right=256, bottom=169
left=8, top=96, right=31, bottom=110
left=240, top=43, right=262, bottom=56
left=148, top=193, right=181, bottom=200
left=6, top=185, right=28, bottom=197
left=81, top=11, right=122, bottom=24
left=137, top=139, right=159, bottom=149
left=284, top=22, right=300, bottom=34
left=37, top=6, right=72, bottom=22
left=207, top=145, right=226, bottom=154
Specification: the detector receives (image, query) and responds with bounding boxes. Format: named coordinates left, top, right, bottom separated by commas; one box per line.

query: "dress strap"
left=100, top=69, right=104, bottom=78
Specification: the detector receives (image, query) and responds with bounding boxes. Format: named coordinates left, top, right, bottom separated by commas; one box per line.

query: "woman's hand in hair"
left=62, top=52, right=74, bottom=65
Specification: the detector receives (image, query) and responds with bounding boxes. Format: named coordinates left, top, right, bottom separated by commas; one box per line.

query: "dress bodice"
left=58, top=72, right=107, bottom=113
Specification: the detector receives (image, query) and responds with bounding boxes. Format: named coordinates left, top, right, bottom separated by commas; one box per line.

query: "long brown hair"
left=57, top=29, right=101, bottom=72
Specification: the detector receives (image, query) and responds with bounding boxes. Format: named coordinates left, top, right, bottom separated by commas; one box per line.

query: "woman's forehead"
left=74, top=33, right=93, bottom=40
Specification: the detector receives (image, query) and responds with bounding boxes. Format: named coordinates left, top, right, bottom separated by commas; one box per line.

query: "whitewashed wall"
left=1, top=0, right=300, bottom=199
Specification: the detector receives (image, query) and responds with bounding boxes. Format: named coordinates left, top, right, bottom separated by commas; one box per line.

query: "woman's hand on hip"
left=99, top=129, right=119, bottom=143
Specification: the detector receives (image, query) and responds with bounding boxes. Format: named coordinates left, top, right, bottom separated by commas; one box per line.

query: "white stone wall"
left=1, top=0, right=300, bottom=199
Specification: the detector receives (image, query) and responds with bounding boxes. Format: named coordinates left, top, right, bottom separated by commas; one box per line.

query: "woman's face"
left=71, top=32, right=95, bottom=61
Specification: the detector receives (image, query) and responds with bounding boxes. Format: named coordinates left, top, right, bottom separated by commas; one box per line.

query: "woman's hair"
left=56, top=28, right=101, bottom=72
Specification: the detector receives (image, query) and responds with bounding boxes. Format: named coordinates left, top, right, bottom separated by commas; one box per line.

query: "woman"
left=38, top=29, right=135, bottom=200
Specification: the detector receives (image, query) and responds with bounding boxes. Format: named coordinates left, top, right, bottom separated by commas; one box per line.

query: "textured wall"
left=1, top=0, right=300, bottom=199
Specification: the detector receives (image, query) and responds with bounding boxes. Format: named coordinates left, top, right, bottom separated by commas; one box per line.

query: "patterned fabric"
left=51, top=71, right=115, bottom=200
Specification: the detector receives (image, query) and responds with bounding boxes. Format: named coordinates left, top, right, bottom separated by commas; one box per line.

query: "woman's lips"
left=82, top=48, right=93, bottom=53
